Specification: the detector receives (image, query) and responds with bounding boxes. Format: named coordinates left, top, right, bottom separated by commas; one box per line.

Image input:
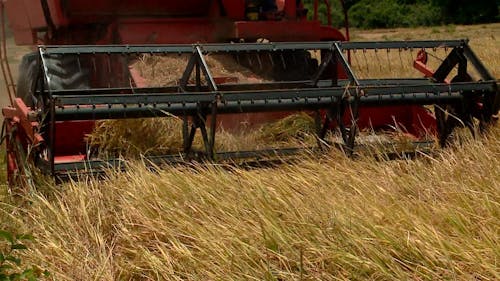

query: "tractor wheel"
left=16, top=53, right=39, bottom=108
left=16, top=53, right=90, bottom=108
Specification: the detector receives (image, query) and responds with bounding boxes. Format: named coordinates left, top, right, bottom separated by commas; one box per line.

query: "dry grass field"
left=0, top=24, right=499, bottom=280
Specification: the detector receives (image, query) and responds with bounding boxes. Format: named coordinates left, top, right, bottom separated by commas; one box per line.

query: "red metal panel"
left=234, top=21, right=322, bottom=41
left=5, top=0, right=33, bottom=44
left=2, top=98, right=44, bottom=145
left=115, top=19, right=346, bottom=44
left=356, top=106, right=436, bottom=137
left=62, top=0, right=212, bottom=18
left=234, top=21, right=346, bottom=42
left=10, top=29, right=33, bottom=45
left=319, top=26, right=346, bottom=41
left=54, top=155, right=86, bottom=164
left=221, top=0, right=245, bottom=20
left=46, top=0, right=68, bottom=26
left=284, top=0, right=297, bottom=19
left=23, top=0, right=46, bottom=28
left=54, top=121, right=95, bottom=156
left=117, top=19, right=219, bottom=44
left=5, top=1, right=30, bottom=31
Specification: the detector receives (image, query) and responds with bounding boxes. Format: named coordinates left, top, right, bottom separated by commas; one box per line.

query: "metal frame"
left=20, top=40, right=498, bottom=178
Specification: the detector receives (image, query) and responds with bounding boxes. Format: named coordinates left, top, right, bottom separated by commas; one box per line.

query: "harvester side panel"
left=62, top=0, right=213, bottom=18
left=4, top=0, right=45, bottom=44
left=5, top=0, right=344, bottom=45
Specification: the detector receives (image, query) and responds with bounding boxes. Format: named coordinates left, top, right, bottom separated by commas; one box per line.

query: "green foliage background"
left=302, top=0, right=499, bottom=28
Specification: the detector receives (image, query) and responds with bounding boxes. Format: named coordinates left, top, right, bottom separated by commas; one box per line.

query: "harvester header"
left=0, top=1, right=498, bottom=189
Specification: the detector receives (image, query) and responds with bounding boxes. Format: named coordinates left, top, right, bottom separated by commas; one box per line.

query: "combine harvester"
left=0, top=0, right=498, bottom=188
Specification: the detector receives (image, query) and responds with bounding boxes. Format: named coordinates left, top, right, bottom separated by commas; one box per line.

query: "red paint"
left=234, top=21, right=345, bottom=42
left=357, top=106, right=436, bottom=137
left=117, top=19, right=219, bottom=44
left=221, top=0, right=246, bottom=20
left=4, top=0, right=43, bottom=44
left=284, top=0, right=297, bottom=19
left=2, top=98, right=43, bottom=145
left=54, top=155, right=86, bottom=164
left=54, top=121, right=95, bottom=157
left=5, top=0, right=345, bottom=45
left=414, top=50, right=450, bottom=84
left=129, top=67, right=148, bottom=88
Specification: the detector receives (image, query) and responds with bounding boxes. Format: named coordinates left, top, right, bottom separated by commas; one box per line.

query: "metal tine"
left=182, top=113, right=189, bottom=152
left=362, top=48, right=369, bottom=74
left=91, top=55, right=97, bottom=86
left=123, top=52, right=132, bottom=88
left=235, top=52, right=241, bottom=66
left=268, top=52, right=274, bottom=68
left=386, top=48, right=391, bottom=73
left=353, top=49, right=367, bottom=79
left=349, top=49, right=360, bottom=77
left=374, top=48, right=382, bottom=73
left=76, top=54, right=82, bottom=74
left=291, top=52, right=297, bottom=65
left=256, top=52, right=263, bottom=70
left=106, top=53, right=112, bottom=88
left=280, top=51, right=286, bottom=70
left=106, top=53, right=112, bottom=73
left=246, top=51, right=253, bottom=67
left=398, top=48, right=405, bottom=73
left=408, top=47, right=415, bottom=75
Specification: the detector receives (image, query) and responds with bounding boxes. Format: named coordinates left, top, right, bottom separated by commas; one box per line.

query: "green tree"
left=302, top=0, right=498, bottom=28
left=432, top=0, right=499, bottom=24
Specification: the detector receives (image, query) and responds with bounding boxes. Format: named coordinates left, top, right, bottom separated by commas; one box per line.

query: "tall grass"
left=1, top=128, right=498, bottom=280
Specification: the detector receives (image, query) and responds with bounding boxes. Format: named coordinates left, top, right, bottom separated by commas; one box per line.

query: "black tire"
left=16, top=53, right=39, bottom=107
left=44, top=54, right=90, bottom=90
left=16, top=53, right=89, bottom=108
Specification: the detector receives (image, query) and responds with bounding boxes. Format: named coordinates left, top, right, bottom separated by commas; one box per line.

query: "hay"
left=133, top=53, right=265, bottom=87
left=87, top=54, right=314, bottom=157
left=87, top=114, right=316, bottom=158
left=9, top=127, right=500, bottom=280
left=258, top=112, right=316, bottom=142
left=86, top=118, right=185, bottom=157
